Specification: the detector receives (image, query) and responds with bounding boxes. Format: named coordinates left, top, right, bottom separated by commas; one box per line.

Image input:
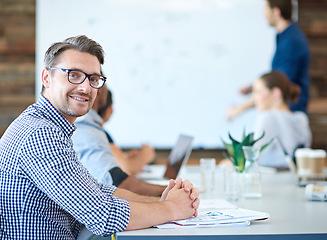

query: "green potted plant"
left=221, top=130, right=273, bottom=173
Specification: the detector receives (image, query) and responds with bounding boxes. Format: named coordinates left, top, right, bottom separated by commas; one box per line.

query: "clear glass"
left=224, top=166, right=241, bottom=201
left=200, top=158, right=216, bottom=197
left=242, top=146, right=262, bottom=199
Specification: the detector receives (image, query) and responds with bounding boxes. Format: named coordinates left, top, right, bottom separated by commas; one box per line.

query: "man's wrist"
left=161, top=200, right=176, bottom=221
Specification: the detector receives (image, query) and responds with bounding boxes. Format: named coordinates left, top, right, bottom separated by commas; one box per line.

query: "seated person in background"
left=72, top=84, right=166, bottom=197
left=226, top=0, right=310, bottom=120
left=97, top=88, right=155, bottom=175
left=252, top=71, right=312, bottom=168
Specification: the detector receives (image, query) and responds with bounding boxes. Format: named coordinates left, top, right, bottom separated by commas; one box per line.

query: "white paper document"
left=155, top=199, right=269, bottom=229
left=156, top=221, right=250, bottom=229
left=174, top=208, right=269, bottom=226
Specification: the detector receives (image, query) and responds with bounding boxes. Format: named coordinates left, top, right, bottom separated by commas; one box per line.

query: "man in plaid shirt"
left=0, top=35, right=199, bottom=239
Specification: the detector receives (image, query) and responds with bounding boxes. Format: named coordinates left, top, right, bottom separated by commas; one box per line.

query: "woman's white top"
left=254, top=110, right=312, bottom=168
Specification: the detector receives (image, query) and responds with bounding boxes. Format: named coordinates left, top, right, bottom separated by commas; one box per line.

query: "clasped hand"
left=160, top=177, right=200, bottom=218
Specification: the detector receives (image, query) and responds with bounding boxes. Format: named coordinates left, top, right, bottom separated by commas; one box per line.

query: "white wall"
left=36, top=0, right=275, bottom=148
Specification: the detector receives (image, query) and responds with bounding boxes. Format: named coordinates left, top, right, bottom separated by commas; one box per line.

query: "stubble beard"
left=60, top=95, right=93, bottom=118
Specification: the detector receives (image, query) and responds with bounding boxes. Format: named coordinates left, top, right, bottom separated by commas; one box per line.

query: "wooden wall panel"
left=299, top=0, right=327, bottom=149
left=0, top=0, right=35, bottom=136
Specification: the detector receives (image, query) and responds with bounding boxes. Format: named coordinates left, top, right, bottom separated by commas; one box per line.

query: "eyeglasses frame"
left=47, top=67, right=107, bottom=89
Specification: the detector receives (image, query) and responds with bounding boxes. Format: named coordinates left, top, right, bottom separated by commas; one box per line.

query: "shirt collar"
left=277, top=22, right=295, bottom=39
left=36, top=95, right=77, bottom=137
left=75, top=108, right=104, bottom=127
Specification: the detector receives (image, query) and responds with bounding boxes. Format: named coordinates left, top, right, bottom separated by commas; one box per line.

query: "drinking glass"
left=200, top=158, right=216, bottom=197
left=242, top=146, right=262, bottom=199
left=224, top=166, right=241, bottom=201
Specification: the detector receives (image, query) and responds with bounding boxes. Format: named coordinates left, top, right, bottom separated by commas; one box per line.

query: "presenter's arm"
left=226, top=98, right=254, bottom=121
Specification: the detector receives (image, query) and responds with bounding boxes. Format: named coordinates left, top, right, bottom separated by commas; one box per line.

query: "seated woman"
left=252, top=71, right=312, bottom=168
left=98, top=89, right=156, bottom=175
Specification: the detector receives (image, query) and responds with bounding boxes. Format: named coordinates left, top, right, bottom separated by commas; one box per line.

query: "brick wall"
left=0, top=0, right=35, bottom=135
left=299, top=0, right=327, bottom=149
left=0, top=0, right=326, bottom=150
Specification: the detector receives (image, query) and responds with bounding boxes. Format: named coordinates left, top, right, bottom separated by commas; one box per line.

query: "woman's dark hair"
left=260, top=71, right=300, bottom=104
left=98, top=89, right=113, bottom=118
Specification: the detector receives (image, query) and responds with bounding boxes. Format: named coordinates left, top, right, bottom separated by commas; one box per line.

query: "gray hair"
left=42, top=35, right=105, bottom=93
left=44, top=35, right=105, bottom=68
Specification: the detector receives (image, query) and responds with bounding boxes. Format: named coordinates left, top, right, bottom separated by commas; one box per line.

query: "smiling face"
left=42, top=49, right=100, bottom=123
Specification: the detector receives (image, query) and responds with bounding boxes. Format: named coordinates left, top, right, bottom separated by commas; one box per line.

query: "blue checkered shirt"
left=0, top=95, right=130, bottom=239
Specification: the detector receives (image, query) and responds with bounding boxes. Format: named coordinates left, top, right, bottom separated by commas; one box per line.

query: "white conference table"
left=116, top=165, right=327, bottom=240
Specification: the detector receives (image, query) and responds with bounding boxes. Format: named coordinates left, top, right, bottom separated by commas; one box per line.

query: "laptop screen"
left=164, top=135, right=193, bottom=179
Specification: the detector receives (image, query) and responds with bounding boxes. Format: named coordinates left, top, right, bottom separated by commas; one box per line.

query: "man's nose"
left=77, top=77, right=92, bottom=92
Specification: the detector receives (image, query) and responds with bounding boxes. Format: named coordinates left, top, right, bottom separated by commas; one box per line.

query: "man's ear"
left=41, top=68, right=51, bottom=89
left=272, top=7, right=282, bottom=19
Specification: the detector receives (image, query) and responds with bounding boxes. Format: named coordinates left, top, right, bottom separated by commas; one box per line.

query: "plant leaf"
left=241, top=133, right=254, bottom=146
left=260, top=137, right=275, bottom=152
left=248, top=132, right=254, bottom=144
left=242, top=133, right=255, bottom=146
left=228, top=132, right=240, bottom=145
left=221, top=138, right=235, bottom=158
left=242, top=128, right=246, bottom=141
left=222, top=152, right=235, bottom=166
left=233, top=142, right=246, bottom=172
left=252, top=131, right=265, bottom=145
left=231, top=138, right=240, bottom=166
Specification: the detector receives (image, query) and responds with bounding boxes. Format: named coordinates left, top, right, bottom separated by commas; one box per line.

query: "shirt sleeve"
left=72, top=122, right=119, bottom=185
left=109, top=167, right=129, bottom=186
left=19, top=126, right=130, bottom=236
left=104, top=131, right=115, bottom=143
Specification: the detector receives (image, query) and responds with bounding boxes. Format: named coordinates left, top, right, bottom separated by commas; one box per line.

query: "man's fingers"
left=173, top=177, right=183, bottom=189
left=168, top=179, right=175, bottom=189
left=190, top=187, right=199, bottom=200
left=181, top=180, right=193, bottom=193
left=160, top=179, right=176, bottom=201
left=164, top=179, right=175, bottom=193
left=192, top=198, right=200, bottom=209
left=193, top=209, right=199, bottom=217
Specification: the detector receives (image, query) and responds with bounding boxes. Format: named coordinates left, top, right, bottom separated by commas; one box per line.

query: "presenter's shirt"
left=0, top=95, right=130, bottom=240
left=272, top=22, right=310, bottom=113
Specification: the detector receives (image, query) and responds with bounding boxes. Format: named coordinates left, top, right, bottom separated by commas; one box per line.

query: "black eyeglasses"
left=48, top=67, right=107, bottom=89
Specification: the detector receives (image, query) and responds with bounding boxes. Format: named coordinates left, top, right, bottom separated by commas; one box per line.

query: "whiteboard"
left=36, top=0, right=275, bottom=149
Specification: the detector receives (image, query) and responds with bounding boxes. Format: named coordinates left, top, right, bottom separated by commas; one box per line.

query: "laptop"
left=136, top=134, right=194, bottom=183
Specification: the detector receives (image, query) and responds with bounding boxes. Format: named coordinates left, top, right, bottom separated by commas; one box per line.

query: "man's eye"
left=90, top=77, right=99, bottom=83
left=69, top=71, right=81, bottom=79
